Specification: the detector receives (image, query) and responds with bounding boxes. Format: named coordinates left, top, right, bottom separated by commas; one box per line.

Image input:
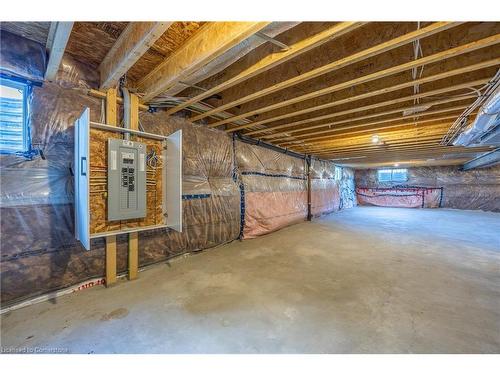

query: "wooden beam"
left=217, top=33, right=500, bottom=131
left=292, top=122, right=455, bottom=147
left=275, top=112, right=466, bottom=145
left=194, top=22, right=460, bottom=123
left=45, top=22, right=74, bottom=81
left=165, top=22, right=365, bottom=116
left=105, top=88, right=117, bottom=287
left=301, top=133, right=448, bottom=150
left=259, top=86, right=478, bottom=139
left=128, top=93, right=140, bottom=280
left=271, top=113, right=464, bottom=144
left=319, top=146, right=493, bottom=158
left=99, top=22, right=173, bottom=89
left=244, top=59, right=500, bottom=136
left=138, top=22, right=271, bottom=102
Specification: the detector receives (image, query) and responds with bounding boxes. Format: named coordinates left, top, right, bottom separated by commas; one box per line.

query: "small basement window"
left=0, top=78, right=29, bottom=153
left=334, top=166, right=342, bottom=180
left=377, top=168, right=408, bottom=183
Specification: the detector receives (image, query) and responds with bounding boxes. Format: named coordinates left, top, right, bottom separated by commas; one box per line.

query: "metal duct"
left=162, top=22, right=300, bottom=97
left=454, top=86, right=500, bottom=147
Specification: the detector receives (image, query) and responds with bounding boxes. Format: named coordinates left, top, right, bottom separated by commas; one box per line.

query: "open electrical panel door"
left=73, top=108, right=183, bottom=250
left=165, top=130, right=182, bottom=232
left=74, top=108, right=90, bottom=250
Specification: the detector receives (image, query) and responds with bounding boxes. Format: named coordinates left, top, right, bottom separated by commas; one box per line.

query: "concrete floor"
left=1, top=207, right=499, bottom=353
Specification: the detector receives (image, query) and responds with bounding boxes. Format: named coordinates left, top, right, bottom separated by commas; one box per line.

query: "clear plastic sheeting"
left=236, top=141, right=307, bottom=238
left=0, top=30, right=46, bottom=83
left=0, top=55, right=102, bottom=207
left=310, top=159, right=340, bottom=216
left=355, top=165, right=500, bottom=212
left=356, top=187, right=442, bottom=208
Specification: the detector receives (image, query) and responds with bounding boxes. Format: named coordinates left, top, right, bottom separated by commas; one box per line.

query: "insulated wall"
left=0, top=34, right=356, bottom=305
left=235, top=142, right=307, bottom=238
left=0, top=50, right=240, bottom=303
left=355, top=165, right=500, bottom=212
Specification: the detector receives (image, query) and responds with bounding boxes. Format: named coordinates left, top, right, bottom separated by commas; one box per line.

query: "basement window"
left=0, top=78, right=29, bottom=154
left=377, top=168, right=408, bottom=183
left=334, top=166, right=342, bottom=180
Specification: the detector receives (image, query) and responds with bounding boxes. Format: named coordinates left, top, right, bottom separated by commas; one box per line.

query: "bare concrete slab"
left=1, top=207, right=499, bottom=353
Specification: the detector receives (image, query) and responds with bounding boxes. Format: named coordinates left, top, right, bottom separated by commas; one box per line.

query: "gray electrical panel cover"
left=107, top=138, right=147, bottom=220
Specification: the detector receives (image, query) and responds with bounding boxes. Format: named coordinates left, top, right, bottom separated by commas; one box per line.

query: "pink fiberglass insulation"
left=356, top=187, right=442, bottom=208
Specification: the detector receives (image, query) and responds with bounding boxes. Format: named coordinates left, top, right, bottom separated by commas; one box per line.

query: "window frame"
left=0, top=77, right=30, bottom=154
left=377, top=168, right=408, bottom=183
left=334, top=166, right=342, bottom=181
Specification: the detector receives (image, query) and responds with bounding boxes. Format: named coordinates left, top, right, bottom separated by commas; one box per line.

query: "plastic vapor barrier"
left=356, top=187, right=442, bottom=208
left=355, top=166, right=499, bottom=211
left=310, top=159, right=340, bottom=216
left=235, top=141, right=307, bottom=238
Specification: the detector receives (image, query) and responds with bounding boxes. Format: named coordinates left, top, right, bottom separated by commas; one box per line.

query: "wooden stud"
left=99, top=22, right=173, bottom=89
left=128, top=93, right=140, bottom=281
left=105, top=236, right=117, bottom=287
left=194, top=22, right=460, bottom=123
left=166, top=22, right=365, bottom=116
left=105, top=88, right=117, bottom=287
left=138, top=22, right=271, bottom=102
left=215, top=33, right=500, bottom=130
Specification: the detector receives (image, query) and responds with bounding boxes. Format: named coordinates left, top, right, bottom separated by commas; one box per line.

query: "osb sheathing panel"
left=65, top=22, right=128, bottom=69
left=88, top=129, right=163, bottom=234
left=127, top=22, right=204, bottom=84
left=0, top=21, right=50, bottom=44
left=355, top=165, right=500, bottom=211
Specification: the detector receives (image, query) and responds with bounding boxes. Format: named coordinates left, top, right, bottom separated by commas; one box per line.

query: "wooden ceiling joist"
left=99, top=22, right=173, bottom=89
left=218, top=33, right=500, bottom=131
left=195, top=22, right=460, bottom=125
left=260, top=91, right=478, bottom=141
left=138, top=22, right=271, bottom=102
left=45, top=22, right=74, bottom=81
left=294, top=130, right=450, bottom=151
left=164, top=22, right=365, bottom=116
left=317, top=145, right=493, bottom=158
left=243, top=59, right=500, bottom=136
left=299, top=138, right=452, bottom=155
left=277, top=117, right=459, bottom=147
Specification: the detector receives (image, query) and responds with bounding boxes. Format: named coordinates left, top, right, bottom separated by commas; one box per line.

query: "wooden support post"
left=105, top=88, right=117, bottom=287
left=128, top=93, right=140, bottom=280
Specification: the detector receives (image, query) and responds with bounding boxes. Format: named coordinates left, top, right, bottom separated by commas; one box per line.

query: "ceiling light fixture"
left=371, top=134, right=380, bottom=144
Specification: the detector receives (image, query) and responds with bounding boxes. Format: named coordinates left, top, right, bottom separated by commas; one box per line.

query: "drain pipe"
left=121, top=86, right=131, bottom=140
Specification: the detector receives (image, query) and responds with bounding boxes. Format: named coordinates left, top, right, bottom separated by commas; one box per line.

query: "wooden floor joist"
left=138, top=22, right=271, bottom=102
left=262, top=94, right=476, bottom=141
left=285, top=121, right=456, bottom=149
left=99, top=22, right=173, bottom=89
left=164, top=22, right=365, bottom=116
left=192, top=22, right=460, bottom=124
left=275, top=112, right=466, bottom=145
left=218, top=33, right=500, bottom=131
left=243, top=59, right=500, bottom=136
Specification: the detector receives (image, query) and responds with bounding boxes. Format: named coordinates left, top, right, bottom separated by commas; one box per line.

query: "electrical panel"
left=74, top=107, right=182, bottom=251
left=107, top=138, right=147, bottom=220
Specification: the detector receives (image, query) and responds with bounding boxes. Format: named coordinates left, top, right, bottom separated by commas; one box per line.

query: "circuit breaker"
left=107, top=138, right=147, bottom=221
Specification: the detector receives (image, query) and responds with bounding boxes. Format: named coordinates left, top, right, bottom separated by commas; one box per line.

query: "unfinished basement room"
left=1, top=4, right=499, bottom=362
